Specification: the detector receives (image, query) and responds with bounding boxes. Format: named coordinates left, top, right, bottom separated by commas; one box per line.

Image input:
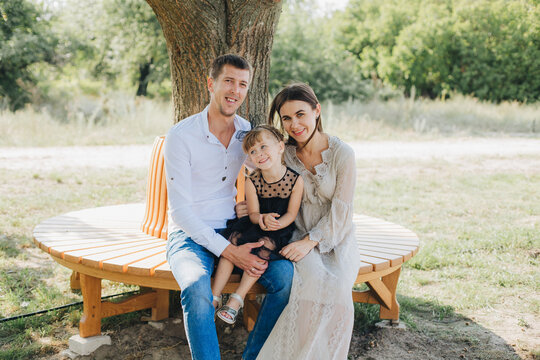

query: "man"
left=164, top=54, right=293, bottom=360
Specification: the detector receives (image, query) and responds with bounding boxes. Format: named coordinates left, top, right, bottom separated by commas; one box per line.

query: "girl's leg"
left=234, top=273, right=259, bottom=301
left=211, top=258, right=234, bottom=308
left=219, top=273, right=259, bottom=321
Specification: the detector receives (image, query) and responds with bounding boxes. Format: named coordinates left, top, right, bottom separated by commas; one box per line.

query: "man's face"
left=208, top=64, right=250, bottom=117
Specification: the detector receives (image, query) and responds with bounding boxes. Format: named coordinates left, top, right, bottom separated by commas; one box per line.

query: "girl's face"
left=279, top=100, right=321, bottom=145
left=247, top=131, right=285, bottom=171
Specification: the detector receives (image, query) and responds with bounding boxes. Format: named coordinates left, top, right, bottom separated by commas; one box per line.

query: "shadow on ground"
left=349, top=295, right=521, bottom=360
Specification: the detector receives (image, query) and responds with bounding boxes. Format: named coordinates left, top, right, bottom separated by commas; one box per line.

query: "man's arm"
left=164, top=130, right=230, bottom=256
left=164, top=130, right=267, bottom=275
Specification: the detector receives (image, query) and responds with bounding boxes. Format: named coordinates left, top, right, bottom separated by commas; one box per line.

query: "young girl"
left=211, top=124, right=304, bottom=324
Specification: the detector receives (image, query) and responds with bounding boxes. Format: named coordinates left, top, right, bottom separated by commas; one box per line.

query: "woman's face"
left=279, top=100, right=321, bottom=145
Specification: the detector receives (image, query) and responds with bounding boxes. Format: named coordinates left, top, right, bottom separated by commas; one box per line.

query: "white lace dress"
left=256, top=135, right=361, bottom=360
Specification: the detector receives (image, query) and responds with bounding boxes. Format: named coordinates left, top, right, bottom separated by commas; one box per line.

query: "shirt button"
left=222, top=176, right=226, bottom=181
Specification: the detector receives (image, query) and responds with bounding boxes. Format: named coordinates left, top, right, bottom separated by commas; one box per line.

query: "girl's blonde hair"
left=242, top=124, right=285, bottom=154
left=242, top=125, right=285, bottom=178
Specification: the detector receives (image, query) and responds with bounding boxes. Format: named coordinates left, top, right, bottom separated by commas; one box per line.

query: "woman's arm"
left=306, top=144, right=356, bottom=253
left=281, top=143, right=356, bottom=260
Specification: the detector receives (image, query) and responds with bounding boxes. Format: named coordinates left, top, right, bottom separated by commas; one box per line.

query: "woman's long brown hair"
left=267, top=83, right=323, bottom=148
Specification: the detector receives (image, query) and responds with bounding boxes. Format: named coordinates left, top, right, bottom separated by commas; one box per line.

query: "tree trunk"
left=145, top=0, right=282, bottom=125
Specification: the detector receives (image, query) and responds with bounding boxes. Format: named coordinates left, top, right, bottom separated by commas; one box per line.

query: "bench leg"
left=70, top=271, right=81, bottom=290
left=79, top=274, right=102, bottom=337
left=150, top=288, right=169, bottom=321
left=378, top=267, right=401, bottom=323
left=243, top=293, right=260, bottom=331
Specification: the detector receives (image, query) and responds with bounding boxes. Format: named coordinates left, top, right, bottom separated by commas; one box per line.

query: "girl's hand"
left=259, top=213, right=281, bottom=231
left=280, top=236, right=318, bottom=262
left=235, top=201, right=248, bottom=218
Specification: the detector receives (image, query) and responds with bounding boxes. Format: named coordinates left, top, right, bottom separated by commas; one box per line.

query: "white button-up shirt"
left=164, top=106, right=251, bottom=256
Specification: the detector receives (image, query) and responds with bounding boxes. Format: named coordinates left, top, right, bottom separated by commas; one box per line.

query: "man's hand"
left=259, top=213, right=281, bottom=231
left=221, top=242, right=268, bottom=277
left=235, top=201, right=248, bottom=218
left=280, top=236, right=318, bottom=262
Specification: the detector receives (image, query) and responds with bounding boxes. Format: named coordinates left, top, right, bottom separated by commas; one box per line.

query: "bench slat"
left=357, top=261, right=373, bottom=274
left=102, top=248, right=166, bottom=273
left=126, top=252, right=168, bottom=276
left=153, top=262, right=174, bottom=279
left=358, top=249, right=403, bottom=266
left=35, top=223, right=138, bottom=230
left=355, top=229, right=417, bottom=237
left=356, top=245, right=413, bottom=261
left=34, top=231, right=149, bottom=240
left=65, top=240, right=163, bottom=264
left=358, top=255, right=390, bottom=271
left=356, top=240, right=417, bottom=251
left=355, top=235, right=419, bottom=244
left=48, top=237, right=163, bottom=258
left=38, top=235, right=154, bottom=249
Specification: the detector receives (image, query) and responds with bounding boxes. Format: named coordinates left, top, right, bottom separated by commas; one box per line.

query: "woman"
left=256, top=83, right=361, bottom=360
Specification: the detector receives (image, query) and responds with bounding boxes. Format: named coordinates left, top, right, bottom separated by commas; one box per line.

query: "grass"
left=351, top=155, right=539, bottom=358
left=323, top=94, right=540, bottom=141
left=1, top=94, right=539, bottom=147
left=0, top=97, right=539, bottom=358
left=0, top=96, right=172, bottom=147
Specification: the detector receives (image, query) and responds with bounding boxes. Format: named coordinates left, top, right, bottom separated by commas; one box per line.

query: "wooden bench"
left=33, top=136, right=419, bottom=342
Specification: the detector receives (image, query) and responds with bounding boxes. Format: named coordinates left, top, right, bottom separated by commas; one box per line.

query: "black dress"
left=223, top=167, right=300, bottom=261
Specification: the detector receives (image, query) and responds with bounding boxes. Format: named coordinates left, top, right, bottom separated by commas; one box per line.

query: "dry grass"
left=1, top=95, right=538, bottom=147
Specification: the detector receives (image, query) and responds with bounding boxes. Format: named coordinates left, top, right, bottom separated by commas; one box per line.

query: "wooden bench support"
left=378, top=267, right=401, bottom=322
left=352, top=265, right=401, bottom=322
left=70, top=271, right=81, bottom=290
left=80, top=274, right=102, bottom=337
left=79, top=273, right=170, bottom=337
left=243, top=293, right=260, bottom=331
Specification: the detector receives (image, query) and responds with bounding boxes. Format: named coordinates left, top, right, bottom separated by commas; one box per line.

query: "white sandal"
left=216, top=293, right=244, bottom=324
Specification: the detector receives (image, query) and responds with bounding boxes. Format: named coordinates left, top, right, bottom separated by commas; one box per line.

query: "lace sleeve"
left=308, top=143, right=356, bottom=253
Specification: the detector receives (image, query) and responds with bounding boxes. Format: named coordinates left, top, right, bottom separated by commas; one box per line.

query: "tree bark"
left=145, top=0, right=282, bottom=125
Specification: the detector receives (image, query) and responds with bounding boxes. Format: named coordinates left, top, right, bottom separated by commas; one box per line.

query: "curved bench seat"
left=33, top=203, right=419, bottom=338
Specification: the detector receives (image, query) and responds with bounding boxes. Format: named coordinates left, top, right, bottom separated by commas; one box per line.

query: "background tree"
left=0, top=0, right=57, bottom=111
left=341, top=0, right=540, bottom=102
left=269, top=2, right=368, bottom=102
left=144, top=0, right=283, bottom=124
left=50, top=0, right=169, bottom=99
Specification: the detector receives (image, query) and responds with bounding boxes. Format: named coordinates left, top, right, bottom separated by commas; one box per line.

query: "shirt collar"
left=201, top=105, right=245, bottom=145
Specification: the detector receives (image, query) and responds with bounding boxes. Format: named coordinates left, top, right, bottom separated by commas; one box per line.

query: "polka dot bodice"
left=251, top=167, right=299, bottom=199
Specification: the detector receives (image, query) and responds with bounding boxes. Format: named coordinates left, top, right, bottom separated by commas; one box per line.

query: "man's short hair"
left=209, top=54, right=252, bottom=80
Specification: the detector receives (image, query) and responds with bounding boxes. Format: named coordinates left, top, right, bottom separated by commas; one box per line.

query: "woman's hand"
left=259, top=213, right=282, bottom=231
left=280, top=236, right=318, bottom=262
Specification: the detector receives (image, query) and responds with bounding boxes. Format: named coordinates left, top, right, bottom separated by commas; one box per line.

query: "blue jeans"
left=166, top=230, right=293, bottom=360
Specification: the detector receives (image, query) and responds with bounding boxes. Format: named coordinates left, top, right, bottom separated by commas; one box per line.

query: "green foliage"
left=269, top=3, right=369, bottom=102
left=0, top=0, right=57, bottom=110
left=341, top=0, right=540, bottom=102
left=50, top=0, right=169, bottom=99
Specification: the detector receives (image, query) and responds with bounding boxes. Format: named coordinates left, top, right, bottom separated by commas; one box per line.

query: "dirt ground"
left=6, top=137, right=537, bottom=359
left=44, top=307, right=522, bottom=360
